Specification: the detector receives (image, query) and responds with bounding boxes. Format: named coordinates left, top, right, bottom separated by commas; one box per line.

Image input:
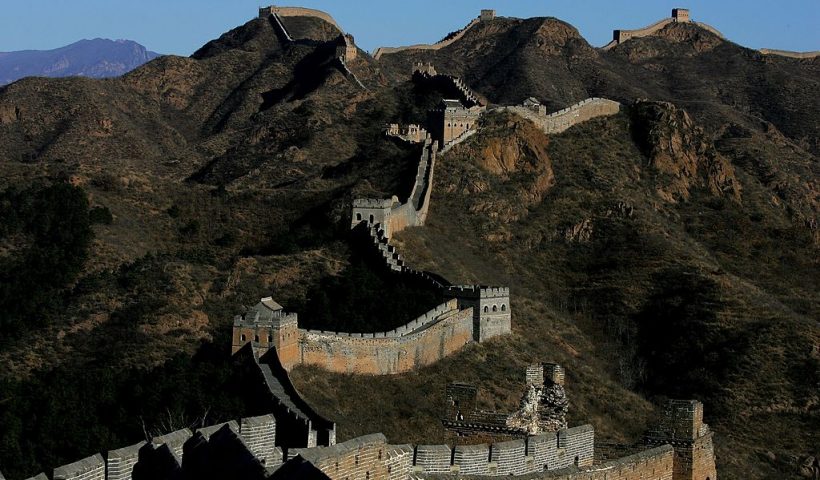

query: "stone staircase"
left=368, top=222, right=404, bottom=272
left=336, top=57, right=367, bottom=90
left=269, top=13, right=294, bottom=42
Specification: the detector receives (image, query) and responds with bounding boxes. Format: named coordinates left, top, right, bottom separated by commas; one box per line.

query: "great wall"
left=12, top=360, right=716, bottom=480
left=3, top=5, right=769, bottom=480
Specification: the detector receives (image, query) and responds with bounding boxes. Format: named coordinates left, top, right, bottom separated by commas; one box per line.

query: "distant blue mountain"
left=0, top=38, right=160, bottom=85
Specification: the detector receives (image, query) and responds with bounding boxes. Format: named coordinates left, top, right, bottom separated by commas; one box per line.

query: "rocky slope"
left=0, top=11, right=817, bottom=480
left=0, top=39, right=160, bottom=86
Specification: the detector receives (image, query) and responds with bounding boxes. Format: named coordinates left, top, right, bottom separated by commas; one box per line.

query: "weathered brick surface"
left=557, top=425, right=594, bottom=468
left=415, top=445, right=452, bottom=474
left=527, top=432, right=558, bottom=472
left=299, top=308, right=473, bottom=374
left=300, top=433, right=390, bottom=479
left=52, top=453, right=105, bottom=480
left=106, top=441, right=146, bottom=480
left=490, top=439, right=527, bottom=475
left=239, top=414, right=277, bottom=465
left=387, top=444, right=414, bottom=480
left=454, top=444, right=489, bottom=475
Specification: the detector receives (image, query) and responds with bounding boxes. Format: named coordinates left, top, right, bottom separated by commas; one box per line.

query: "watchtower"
left=446, top=285, right=511, bottom=342
left=480, top=9, right=496, bottom=21
left=428, top=99, right=481, bottom=146
left=232, top=297, right=300, bottom=369
left=672, top=8, right=691, bottom=23
left=336, top=33, right=357, bottom=63
left=645, top=400, right=717, bottom=480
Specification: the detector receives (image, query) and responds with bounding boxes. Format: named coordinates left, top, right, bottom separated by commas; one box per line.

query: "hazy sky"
left=1, top=1, right=818, bottom=55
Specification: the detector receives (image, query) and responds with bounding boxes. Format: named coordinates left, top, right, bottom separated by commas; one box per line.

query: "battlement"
left=258, top=5, right=343, bottom=33
left=526, top=362, right=566, bottom=387
left=373, top=12, right=482, bottom=59
left=497, top=97, right=621, bottom=135
left=603, top=8, right=723, bottom=50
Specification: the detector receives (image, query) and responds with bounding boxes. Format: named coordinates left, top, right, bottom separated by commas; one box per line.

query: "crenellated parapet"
left=602, top=8, right=723, bottom=50
left=496, top=97, right=621, bottom=135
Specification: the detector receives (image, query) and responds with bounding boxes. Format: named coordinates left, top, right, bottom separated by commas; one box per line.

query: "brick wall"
left=498, top=98, right=621, bottom=136
left=105, top=442, right=145, bottom=480
left=299, top=307, right=474, bottom=374
left=258, top=6, right=343, bottom=33
left=52, top=454, right=105, bottom=480
left=240, top=414, right=277, bottom=465
left=373, top=18, right=481, bottom=59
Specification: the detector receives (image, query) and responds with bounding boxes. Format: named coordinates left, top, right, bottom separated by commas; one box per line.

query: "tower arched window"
left=501, top=304, right=507, bottom=311
left=483, top=306, right=489, bottom=313
left=240, top=334, right=246, bottom=342
left=369, top=214, right=374, bottom=223
left=356, top=213, right=362, bottom=221
left=254, top=335, right=260, bottom=342
left=492, top=305, right=498, bottom=312
left=268, top=334, right=273, bottom=343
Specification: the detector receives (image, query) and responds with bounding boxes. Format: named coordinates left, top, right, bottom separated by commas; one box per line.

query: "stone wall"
left=298, top=305, right=474, bottom=374
left=497, top=98, right=620, bottom=136
left=602, top=9, right=723, bottom=50
left=258, top=5, right=343, bottom=33
left=276, top=424, right=596, bottom=478
left=373, top=18, right=480, bottom=59
left=759, top=48, right=820, bottom=59
left=52, top=454, right=105, bottom=480
left=412, top=445, right=674, bottom=480
left=445, top=286, right=511, bottom=342
left=106, top=442, right=145, bottom=480
left=645, top=400, right=717, bottom=480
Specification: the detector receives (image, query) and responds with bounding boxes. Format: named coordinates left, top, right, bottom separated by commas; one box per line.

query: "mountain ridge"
left=0, top=38, right=160, bottom=86
left=0, top=7, right=816, bottom=480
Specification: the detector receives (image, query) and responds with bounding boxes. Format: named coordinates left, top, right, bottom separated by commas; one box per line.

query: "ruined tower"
left=645, top=400, right=718, bottom=480
left=672, top=8, right=691, bottom=23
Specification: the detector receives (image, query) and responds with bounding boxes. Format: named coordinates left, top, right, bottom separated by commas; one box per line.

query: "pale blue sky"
left=0, top=1, right=817, bottom=55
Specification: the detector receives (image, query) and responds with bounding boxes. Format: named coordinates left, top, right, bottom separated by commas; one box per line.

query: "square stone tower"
left=232, top=297, right=300, bottom=369
left=645, top=400, right=717, bottom=480
left=480, top=9, right=496, bottom=21
left=446, top=286, right=511, bottom=342
left=672, top=8, right=691, bottom=22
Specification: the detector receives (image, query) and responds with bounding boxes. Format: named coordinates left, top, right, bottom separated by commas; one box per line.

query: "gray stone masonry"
left=388, top=444, right=414, bottom=480
left=527, top=432, right=559, bottom=471
left=415, top=445, right=452, bottom=473
left=198, top=420, right=240, bottom=440
left=53, top=453, right=105, bottom=480
left=454, top=444, right=489, bottom=475
left=490, top=439, right=527, bottom=475
left=106, top=441, right=146, bottom=480
left=557, top=425, right=594, bottom=468
left=24, top=475, right=48, bottom=480
left=240, top=414, right=277, bottom=466
left=152, top=428, right=193, bottom=465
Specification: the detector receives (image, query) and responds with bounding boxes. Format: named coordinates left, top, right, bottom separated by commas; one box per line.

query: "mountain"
left=0, top=38, right=160, bottom=85
left=0, top=9, right=816, bottom=480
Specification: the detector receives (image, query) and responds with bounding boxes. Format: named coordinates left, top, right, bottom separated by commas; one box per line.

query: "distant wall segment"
left=496, top=98, right=621, bottom=136
left=259, top=5, right=343, bottom=33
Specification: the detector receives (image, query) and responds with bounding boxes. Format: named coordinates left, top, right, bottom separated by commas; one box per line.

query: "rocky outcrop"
left=632, top=100, right=741, bottom=203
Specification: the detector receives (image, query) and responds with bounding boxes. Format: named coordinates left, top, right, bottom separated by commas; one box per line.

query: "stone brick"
left=53, top=453, right=105, bottom=480
left=490, top=439, right=527, bottom=475
left=106, top=441, right=147, bottom=480
left=414, top=444, right=452, bottom=473
left=240, top=414, right=277, bottom=466
left=454, top=444, right=489, bottom=475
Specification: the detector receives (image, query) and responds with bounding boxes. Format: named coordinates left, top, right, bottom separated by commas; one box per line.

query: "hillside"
left=0, top=9, right=817, bottom=480
left=0, top=39, right=160, bottom=86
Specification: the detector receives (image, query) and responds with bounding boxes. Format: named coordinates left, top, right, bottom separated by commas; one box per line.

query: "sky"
left=0, top=1, right=818, bottom=55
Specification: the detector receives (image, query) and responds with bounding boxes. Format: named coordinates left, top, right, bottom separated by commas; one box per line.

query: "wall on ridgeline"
left=497, top=98, right=620, bottom=135
left=259, top=6, right=343, bottom=33
left=298, top=304, right=474, bottom=374
left=759, top=48, right=820, bottom=59
left=373, top=18, right=480, bottom=59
